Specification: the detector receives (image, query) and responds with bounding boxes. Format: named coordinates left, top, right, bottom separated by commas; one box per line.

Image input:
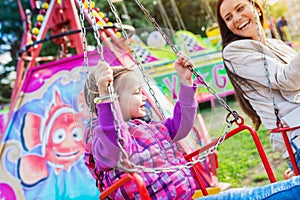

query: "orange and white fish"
left=18, top=90, right=85, bottom=186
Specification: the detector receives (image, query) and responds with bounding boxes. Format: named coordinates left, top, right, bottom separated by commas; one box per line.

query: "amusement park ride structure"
left=0, top=0, right=299, bottom=199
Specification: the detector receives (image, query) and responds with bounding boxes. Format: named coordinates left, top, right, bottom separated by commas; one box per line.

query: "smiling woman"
left=217, top=0, right=300, bottom=179
left=190, top=0, right=300, bottom=199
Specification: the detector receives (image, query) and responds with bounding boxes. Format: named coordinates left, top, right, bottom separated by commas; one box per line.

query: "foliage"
left=0, top=0, right=30, bottom=103
left=268, top=2, right=288, bottom=19
left=97, top=0, right=218, bottom=37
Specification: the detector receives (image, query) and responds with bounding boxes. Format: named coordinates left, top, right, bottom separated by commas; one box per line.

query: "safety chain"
left=101, top=0, right=238, bottom=173
left=79, top=0, right=129, bottom=187
left=106, top=0, right=166, bottom=121
left=85, top=0, right=104, bottom=61
left=106, top=84, right=131, bottom=167
left=106, top=0, right=167, bottom=172
left=251, top=0, right=282, bottom=127
left=117, top=122, right=233, bottom=173
left=78, top=0, right=240, bottom=174
left=134, top=0, right=239, bottom=121
left=78, top=0, right=95, bottom=143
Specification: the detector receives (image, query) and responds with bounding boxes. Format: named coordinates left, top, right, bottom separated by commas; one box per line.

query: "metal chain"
left=101, top=0, right=238, bottom=173
left=251, top=0, right=282, bottom=127
left=106, top=0, right=166, bottom=120
left=117, top=122, right=233, bottom=173
left=78, top=0, right=95, bottom=143
left=106, top=0, right=167, bottom=172
left=134, top=0, right=239, bottom=122
left=86, top=0, right=104, bottom=61
left=107, top=84, right=131, bottom=165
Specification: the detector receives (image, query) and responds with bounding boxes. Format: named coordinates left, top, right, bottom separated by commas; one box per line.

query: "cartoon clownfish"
left=18, top=90, right=85, bottom=186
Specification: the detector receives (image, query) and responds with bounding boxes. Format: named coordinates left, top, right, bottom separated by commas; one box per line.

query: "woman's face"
left=220, top=0, right=261, bottom=41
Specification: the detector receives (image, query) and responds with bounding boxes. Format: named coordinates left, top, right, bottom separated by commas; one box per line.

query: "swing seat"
left=97, top=117, right=277, bottom=199
left=270, top=125, right=300, bottom=176
left=99, top=173, right=151, bottom=200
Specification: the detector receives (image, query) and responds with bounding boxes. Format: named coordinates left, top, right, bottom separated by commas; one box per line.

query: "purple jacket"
left=92, top=83, right=198, bottom=199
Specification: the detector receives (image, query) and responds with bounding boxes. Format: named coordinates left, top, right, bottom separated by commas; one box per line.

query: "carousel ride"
left=0, top=0, right=291, bottom=199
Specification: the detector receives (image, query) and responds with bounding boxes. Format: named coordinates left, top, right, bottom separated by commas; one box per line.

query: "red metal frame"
left=99, top=173, right=151, bottom=200
left=271, top=126, right=300, bottom=176
left=185, top=117, right=276, bottom=196
left=99, top=117, right=276, bottom=198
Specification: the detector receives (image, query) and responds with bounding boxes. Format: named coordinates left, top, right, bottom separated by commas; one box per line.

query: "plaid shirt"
left=102, top=119, right=196, bottom=200
left=88, top=84, right=198, bottom=199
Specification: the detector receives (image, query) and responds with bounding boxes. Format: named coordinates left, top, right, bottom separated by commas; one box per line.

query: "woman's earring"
left=258, top=12, right=262, bottom=17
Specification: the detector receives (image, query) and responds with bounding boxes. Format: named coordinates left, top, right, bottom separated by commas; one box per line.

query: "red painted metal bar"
left=185, top=119, right=277, bottom=196
left=271, top=126, right=300, bottom=176
left=185, top=157, right=209, bottom=196
left=99, top=173, right=151, bottom=200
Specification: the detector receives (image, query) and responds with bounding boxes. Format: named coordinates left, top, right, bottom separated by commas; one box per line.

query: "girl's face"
left=117, top=72, right=147, bottom=121
left=220, top=0, right=261, bottom=41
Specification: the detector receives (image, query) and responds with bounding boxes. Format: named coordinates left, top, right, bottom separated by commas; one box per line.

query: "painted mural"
left=0, top=49, right=123, bottom=200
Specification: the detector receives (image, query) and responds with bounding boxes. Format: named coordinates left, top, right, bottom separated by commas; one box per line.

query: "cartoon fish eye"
left=53, top=128, right=66, bottom=144
left=72, top=128, right=83, bottom=141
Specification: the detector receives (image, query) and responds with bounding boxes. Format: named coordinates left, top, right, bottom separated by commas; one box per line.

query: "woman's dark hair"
left=216, top=0, right=265, bottom=130
left=224, top=62, right=262, bottom=130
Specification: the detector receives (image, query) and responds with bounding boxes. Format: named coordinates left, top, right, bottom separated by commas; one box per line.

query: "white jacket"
left=223, top=38, right=300, bottom=156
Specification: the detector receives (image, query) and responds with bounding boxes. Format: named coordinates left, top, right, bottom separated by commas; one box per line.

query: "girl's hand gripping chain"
left=94, top=61, right=113, bottom=95
left=94, top=61, right=114, bottom=104
left=174, top=52, right=194, bottom=87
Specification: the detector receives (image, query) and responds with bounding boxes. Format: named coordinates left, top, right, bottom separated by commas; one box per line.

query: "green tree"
left=98, top=0, right=219, bottom=37
left=269, top=2, right=288, bottom=19
left=0, top=0, right=30, bottom=103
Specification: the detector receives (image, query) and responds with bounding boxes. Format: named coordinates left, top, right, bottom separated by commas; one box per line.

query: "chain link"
left=262, top=0, right=280, bottom=40
left=116, top=122, right=233, bottom=173
left=78, top=0, right=95, bottom=142
left=86, top=0, right=104, bottom=61
left=77, top=0, right=238, bottom=174
left=106, top=0, right=166, bottom=120
left=102, top=0, right=238, bottom=173
left=134, top=0, right=239, bottom=119
left=251, top=0, right=282, bottom=127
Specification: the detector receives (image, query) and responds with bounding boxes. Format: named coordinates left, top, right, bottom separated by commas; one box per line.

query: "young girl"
left=84, top=52, right=198, bottom=199
left=216, top=0, right=300, bottom=177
